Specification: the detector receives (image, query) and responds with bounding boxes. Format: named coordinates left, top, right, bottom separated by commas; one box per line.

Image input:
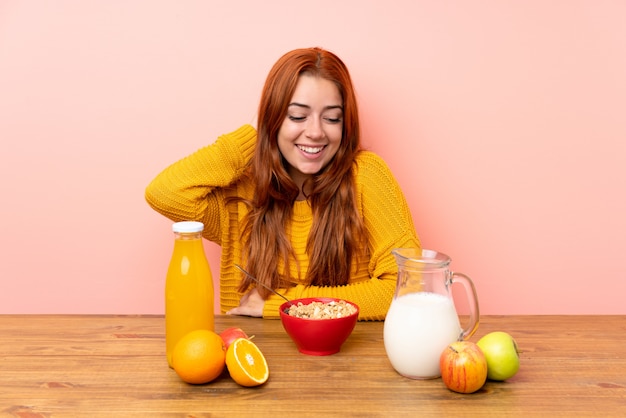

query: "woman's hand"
left=226, top=288, right=264, bottom=317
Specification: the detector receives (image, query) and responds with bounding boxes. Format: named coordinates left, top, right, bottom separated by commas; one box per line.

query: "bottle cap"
left=172, top=221, right=204, bottom=233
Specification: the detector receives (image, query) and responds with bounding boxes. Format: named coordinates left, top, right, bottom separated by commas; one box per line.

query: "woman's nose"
left=305, top=118, right=324, bottom=139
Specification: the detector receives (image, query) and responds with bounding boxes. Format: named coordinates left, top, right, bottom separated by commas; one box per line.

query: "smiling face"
left=277, top=74, right=343, bottom=192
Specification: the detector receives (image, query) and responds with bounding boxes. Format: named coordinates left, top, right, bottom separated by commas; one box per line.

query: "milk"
left=384, top=292, right=462, bottom=379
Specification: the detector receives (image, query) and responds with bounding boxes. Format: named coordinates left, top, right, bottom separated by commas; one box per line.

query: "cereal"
left=286, top=300, right=357, bottom=319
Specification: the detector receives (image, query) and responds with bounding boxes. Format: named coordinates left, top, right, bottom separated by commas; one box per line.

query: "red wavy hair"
left=239, top=47, right=366, bottom=297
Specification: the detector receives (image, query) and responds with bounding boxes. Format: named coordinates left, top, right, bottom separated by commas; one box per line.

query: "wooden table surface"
left=0, top=315, right=624, bottom=417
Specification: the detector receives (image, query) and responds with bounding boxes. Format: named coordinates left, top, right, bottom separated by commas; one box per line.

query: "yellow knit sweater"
left=145, top=125, right=420, bottom=320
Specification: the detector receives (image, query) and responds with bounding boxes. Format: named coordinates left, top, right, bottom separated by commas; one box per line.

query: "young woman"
left=145, top=47, right=420, bottom=320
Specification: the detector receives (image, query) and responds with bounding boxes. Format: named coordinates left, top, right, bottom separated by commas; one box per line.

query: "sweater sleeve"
left=262, top=152, right=420, bottom=321
left=145, top=124, right=257, bottom=243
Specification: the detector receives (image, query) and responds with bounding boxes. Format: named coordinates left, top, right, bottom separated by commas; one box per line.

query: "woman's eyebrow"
left=288, top=102, right=309, bottom=109
left=288, top=102, right=343, bottom=110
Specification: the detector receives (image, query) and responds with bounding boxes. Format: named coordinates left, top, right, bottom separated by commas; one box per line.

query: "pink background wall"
left=1, top=1, right=625, bottom=315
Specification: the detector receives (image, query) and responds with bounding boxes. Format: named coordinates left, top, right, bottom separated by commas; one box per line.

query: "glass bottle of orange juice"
left=165, top=221, right=214, bottom=367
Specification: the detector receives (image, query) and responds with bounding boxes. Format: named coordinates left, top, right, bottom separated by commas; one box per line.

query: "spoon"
left=234, top=264, right=294, bottom=307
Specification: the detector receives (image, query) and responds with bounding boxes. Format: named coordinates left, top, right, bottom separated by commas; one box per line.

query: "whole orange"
left=172, top=329, right=225, bottom=384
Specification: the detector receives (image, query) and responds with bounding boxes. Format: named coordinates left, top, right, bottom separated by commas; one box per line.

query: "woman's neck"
left=288, top=171, right=311, bottom=202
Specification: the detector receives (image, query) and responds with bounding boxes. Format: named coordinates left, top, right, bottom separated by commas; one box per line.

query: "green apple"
left=476, top=331, right=520, bottom=381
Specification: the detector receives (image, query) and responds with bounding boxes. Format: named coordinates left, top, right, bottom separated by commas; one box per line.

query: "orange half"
left=225, top=338, right=269, bottom=387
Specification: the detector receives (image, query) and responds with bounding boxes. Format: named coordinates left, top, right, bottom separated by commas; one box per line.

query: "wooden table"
left=0, top=315, right=624, bottom=417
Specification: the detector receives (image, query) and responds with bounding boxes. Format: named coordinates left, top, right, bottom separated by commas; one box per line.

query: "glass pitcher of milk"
left=383, top=248, right=480, bottom=379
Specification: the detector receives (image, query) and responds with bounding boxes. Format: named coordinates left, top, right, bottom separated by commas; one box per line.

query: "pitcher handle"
left=450, top=272, right=480, bottom=341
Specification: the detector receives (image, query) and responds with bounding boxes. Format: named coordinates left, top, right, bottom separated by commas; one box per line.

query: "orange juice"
left=165, top=221, right=214, bottom=367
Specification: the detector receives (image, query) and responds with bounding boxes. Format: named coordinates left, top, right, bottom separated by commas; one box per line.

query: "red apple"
left=440, top=341, right=488, bottom=394
left=219, top=327, right=249, bottom=349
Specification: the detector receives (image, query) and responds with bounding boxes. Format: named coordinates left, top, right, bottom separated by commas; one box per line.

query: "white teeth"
left=297, top=145, right=324, bottom=154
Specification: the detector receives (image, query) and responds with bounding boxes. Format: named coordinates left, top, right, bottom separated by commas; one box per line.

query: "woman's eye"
left=287, top=114, right=342, bottom=123
left=325, top=117, right=342, bottom=123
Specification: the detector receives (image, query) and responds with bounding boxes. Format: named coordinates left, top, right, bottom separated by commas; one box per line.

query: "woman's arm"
left=145, top=124, right=256, bottom=242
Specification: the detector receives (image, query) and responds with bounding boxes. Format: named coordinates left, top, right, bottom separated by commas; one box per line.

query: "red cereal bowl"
left=279, top=297, right=359, bottom=356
